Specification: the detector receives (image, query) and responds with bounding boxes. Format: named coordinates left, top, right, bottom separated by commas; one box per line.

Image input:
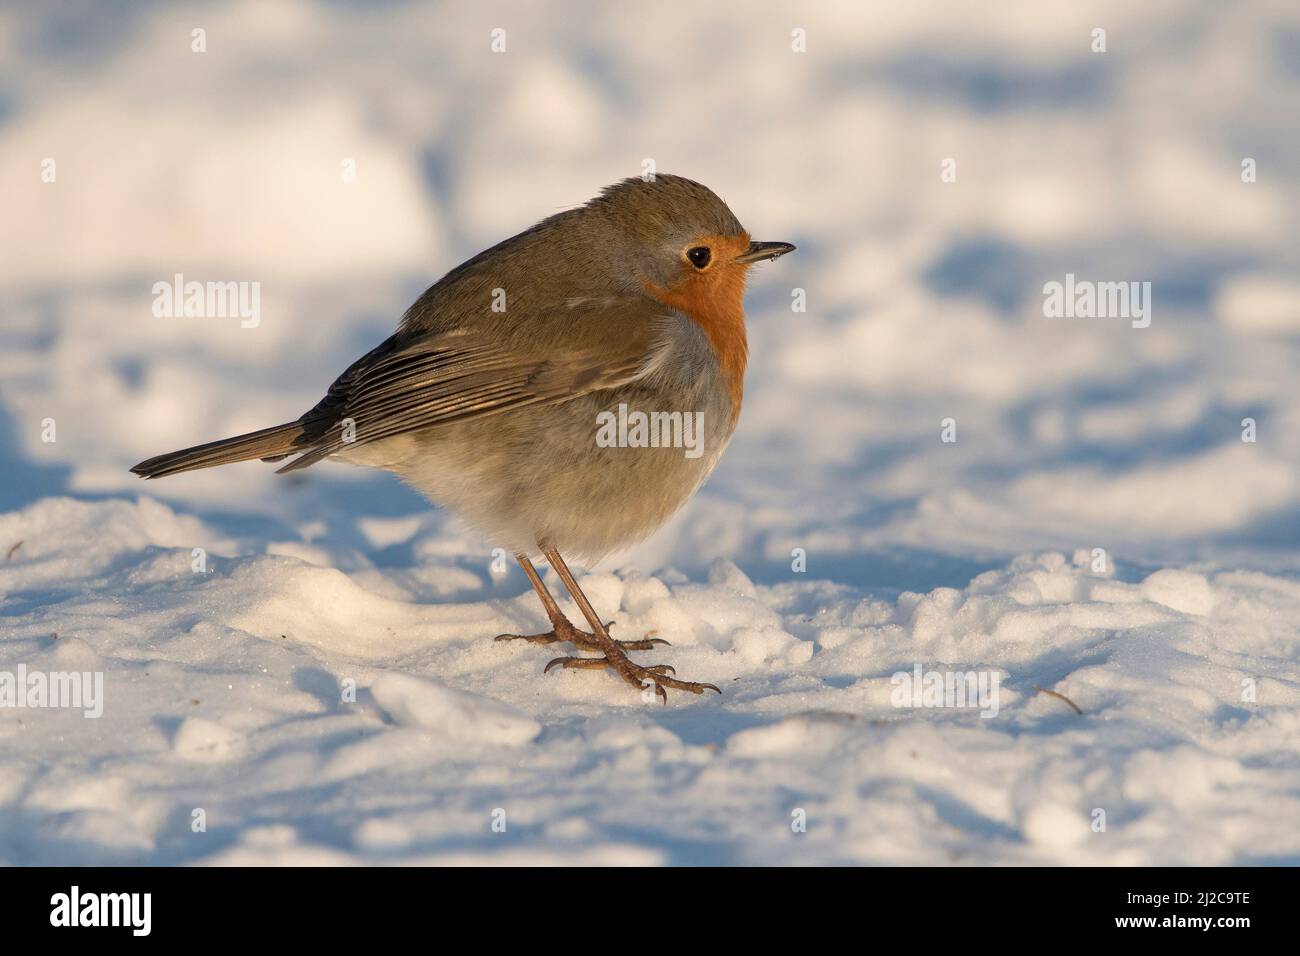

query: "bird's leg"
left=538, top=546, right=720, bottom=704
left=494, top=554, right=668, bottom=652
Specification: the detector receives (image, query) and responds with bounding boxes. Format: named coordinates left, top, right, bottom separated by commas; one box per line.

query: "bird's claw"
left=499, top=614, right=709, bottom=702
left=542, top=654, right=718, bottom=702
left=495, top=621, right=669, bottom=652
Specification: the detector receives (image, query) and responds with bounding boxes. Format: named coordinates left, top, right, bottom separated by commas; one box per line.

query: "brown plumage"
left=132, top=174, right=794, bottom=701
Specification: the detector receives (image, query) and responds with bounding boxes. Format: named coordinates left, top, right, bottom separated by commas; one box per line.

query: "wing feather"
left=274, top=298, right=666, bottom=473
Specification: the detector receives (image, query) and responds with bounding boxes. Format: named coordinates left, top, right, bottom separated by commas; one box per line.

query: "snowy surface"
left=2, top=0, right=1300, bottom=864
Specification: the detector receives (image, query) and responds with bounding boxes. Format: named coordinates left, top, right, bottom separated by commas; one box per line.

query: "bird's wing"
left=274, top=296, right=669, bottom=472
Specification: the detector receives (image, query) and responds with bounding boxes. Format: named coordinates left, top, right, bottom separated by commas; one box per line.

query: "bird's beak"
left=735, top=240, right=796, bottom=264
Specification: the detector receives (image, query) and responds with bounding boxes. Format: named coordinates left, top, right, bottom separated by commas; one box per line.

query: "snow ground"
left=2, top=1, right=1300, bottom=864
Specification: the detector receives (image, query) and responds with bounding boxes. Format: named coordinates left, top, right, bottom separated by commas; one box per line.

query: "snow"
left=2, top=0, right=1300, bottom=865
left=369, top=673, right=542, bottom=745
left=173, top=717, right=246, bottom=763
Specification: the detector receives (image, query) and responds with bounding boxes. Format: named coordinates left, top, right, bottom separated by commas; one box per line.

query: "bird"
left=131, top=174, right=795, bottom=702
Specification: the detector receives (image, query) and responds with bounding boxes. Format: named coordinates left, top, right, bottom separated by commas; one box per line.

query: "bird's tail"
left=130, top=421, right=306, bottom=479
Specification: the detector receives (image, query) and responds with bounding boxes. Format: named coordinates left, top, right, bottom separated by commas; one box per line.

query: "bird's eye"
left=686, top=246, right=712, bottom=269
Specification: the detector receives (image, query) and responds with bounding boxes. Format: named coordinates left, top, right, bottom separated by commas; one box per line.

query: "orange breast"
left=642, top=233, right=751, bottom=423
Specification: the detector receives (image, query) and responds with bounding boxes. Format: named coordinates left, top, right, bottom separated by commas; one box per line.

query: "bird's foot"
left=543, top=652, right=721, bottom=704
left=495, top=617, right=669, bottom=653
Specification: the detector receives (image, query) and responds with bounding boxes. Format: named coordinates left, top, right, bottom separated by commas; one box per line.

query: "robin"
left=132, top=174, right=795, bottom=702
